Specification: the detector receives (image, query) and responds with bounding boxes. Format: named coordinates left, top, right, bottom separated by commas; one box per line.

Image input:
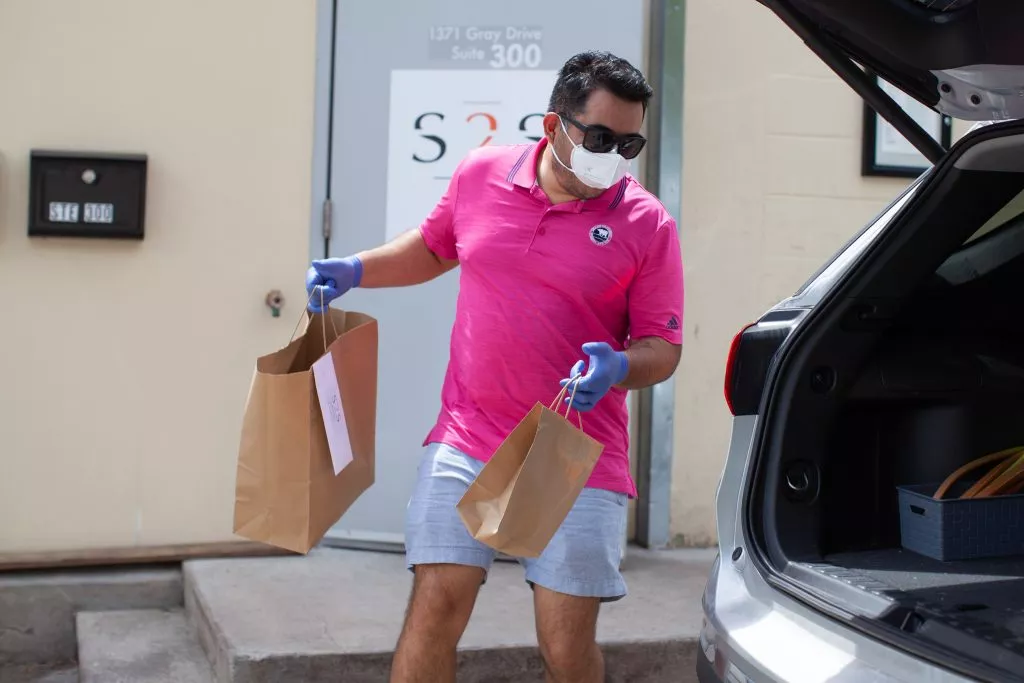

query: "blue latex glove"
left=305, top=256, right=363, bottom=313
left=560, top=342, right=629, bottom=412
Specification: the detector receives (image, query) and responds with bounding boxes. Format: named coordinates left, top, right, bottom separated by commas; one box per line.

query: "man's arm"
left=619, top=216, right=684, bottom=389
left=619, top=336, right=682, bottom=390
left=354, top=228, right=458, bottom=288
left=562, top=216, right=684, bottom=412
left=311, top=153, right=466, bottom=298
left=355, top=152, right=467, bottom=287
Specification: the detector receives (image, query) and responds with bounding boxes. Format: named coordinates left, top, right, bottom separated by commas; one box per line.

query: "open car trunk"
left=814, top=275, right=1024, bottom=662
left=749, top=121, right=1024, bottom=679
left=745, top=2, right=1024, bottom=678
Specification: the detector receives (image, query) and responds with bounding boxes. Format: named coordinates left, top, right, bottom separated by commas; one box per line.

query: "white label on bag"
left=312, top=351, right=354, bottom=475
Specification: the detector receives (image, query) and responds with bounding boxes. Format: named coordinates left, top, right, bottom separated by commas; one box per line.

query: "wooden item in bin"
left=975, top=453, right=1024, bottom=498
left=933, top=446, right=1024, bottom=500
left=962, top=451, right=1019, bottom=498
left=1004, top=477, right=1024, bottom=496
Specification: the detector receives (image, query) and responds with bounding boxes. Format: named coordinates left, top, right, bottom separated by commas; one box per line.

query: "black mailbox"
left=28, top=150, right=148, bottom=239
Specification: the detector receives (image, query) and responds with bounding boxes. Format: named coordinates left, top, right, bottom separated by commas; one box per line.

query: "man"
left=306, top=50, right=683, bottom=683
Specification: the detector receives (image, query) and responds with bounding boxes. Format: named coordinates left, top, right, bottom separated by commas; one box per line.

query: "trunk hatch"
left=756, top=0, right=1024, bottom=162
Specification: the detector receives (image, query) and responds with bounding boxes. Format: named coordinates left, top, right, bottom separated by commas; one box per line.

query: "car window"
left=789, top=178, right=922, bottom=304
left=961, top=187, right=1024, bottom=245
left=790, top=172, right=1024, bottom=305
left=935, top=188, right=1024, bottom=285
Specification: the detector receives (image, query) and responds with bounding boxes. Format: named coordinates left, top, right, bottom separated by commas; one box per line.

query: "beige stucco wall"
left=669, top=1, right=970, bottom=546
left=0, top=0, right=317, bottom=553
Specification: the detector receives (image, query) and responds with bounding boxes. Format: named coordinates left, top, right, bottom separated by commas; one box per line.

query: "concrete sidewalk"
left=1, top=545, right=715, bottom=682
left=186, top=545, right=715, bottom=682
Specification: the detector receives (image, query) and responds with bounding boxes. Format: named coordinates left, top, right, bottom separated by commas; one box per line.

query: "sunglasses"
left=559, top=114, right=647, bottom=160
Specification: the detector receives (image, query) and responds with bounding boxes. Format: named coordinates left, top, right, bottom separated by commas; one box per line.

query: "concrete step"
left=0, top=663, right=79, bottom=682
left=0, top=567, right=182, bottom=666
left=76, top=609, right=213, bottom=683
left=185, top=547, right=712, bottom=683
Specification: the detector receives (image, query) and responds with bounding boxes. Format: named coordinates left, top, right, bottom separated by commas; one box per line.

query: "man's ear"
left=542, top=112, right=561, bottom=144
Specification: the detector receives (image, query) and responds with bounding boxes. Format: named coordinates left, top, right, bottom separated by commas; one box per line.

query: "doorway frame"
left=634, top=0, right=686, bottom=549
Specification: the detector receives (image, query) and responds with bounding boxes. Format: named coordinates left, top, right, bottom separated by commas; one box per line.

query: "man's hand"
left=559, top=337, right=682, bottom=412
left=560, top=342, right=629, bottom=412
left=305, top=256, right=363, bottom=313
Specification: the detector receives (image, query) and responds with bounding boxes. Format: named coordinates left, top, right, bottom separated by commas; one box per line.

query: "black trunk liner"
left=821, top=549, right=1024, bottom=650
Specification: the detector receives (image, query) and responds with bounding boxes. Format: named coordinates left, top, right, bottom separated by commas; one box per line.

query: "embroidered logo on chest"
left=589, top=224, right=613, bottom=246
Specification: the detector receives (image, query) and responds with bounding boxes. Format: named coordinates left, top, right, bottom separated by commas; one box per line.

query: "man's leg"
left=390, top=443, right=496, bottom=683
left=534, top=585, right=603, bottom=682
left=524, top=487, right=629, bottom=683
left=391, top=564, right=485, bottom=683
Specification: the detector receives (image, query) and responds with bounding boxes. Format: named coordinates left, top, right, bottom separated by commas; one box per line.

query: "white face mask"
left=551, top=118, right=631, bottom=190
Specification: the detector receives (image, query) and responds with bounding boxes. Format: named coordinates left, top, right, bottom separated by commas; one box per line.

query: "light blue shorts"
left=404, top=442, right=629, bottom=602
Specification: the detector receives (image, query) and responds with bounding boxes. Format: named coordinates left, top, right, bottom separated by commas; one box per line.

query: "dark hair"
left=547, top=50, right=654, bottom=117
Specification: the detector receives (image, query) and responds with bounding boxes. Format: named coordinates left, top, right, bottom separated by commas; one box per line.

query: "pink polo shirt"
left=419, top=138, right=683, bottom=496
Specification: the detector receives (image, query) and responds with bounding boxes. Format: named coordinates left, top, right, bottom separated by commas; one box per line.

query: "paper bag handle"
left=549, top=378, right=584, bottom=430
left=290, top=288, right=341, bottom=352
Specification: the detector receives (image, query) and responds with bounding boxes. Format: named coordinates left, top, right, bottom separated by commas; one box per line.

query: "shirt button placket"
left=527, top=210, right=549, bottom=251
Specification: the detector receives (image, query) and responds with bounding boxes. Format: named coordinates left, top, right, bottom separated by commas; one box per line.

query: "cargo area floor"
left=822, top=549, right=1024, bottom=647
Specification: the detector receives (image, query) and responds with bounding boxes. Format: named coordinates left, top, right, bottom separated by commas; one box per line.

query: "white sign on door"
left=384, top=69, right=558, bottom=242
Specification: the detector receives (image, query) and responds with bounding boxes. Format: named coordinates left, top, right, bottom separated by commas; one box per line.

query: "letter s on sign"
left=518, top=113, right=543, bottom=142
left=413, top=112, right=446, bottom=163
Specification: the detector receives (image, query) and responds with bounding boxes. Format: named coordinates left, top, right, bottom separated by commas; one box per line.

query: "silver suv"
left=700, top=1, right=1024, bottom=681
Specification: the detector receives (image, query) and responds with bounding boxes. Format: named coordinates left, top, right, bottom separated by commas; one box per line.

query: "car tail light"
left=724, top=323, right=755, bottom=415
left=724, top=315, right=798, bottom=416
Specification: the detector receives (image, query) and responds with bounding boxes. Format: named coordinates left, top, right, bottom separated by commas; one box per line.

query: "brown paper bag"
left=457, top=382, right=605, bottom=558
left=233, top=305, right=378, bottom=554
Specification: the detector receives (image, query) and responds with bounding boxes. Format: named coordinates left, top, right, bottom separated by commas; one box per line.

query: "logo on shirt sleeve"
left=667, top=315, right=680, bottom=331
left=589, top=224, right=613, bottom=245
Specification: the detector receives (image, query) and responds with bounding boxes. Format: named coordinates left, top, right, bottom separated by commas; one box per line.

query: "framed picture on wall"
left=861, top=72, right=953, bottom=178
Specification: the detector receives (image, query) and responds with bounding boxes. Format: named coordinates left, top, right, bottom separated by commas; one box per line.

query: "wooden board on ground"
left=0, top=542, right=294, bottom=572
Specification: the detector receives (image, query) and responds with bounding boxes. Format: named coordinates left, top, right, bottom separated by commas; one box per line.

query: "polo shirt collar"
left=508, top=138, right=628, bottom=212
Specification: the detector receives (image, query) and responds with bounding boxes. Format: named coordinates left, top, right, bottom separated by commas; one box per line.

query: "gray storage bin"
left=897, top=482, right=1024, bottom=561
